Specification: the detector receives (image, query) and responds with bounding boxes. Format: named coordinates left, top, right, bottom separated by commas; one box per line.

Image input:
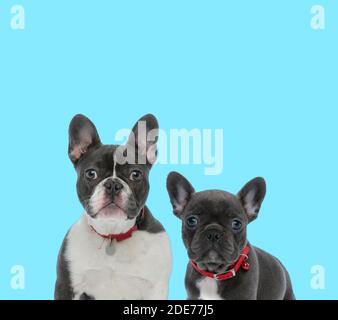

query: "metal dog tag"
left=105, top=240, right=116, bottom=256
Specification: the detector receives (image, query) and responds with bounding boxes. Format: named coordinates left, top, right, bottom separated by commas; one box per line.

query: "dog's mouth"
left=196, top=259, right=234, bottom=273
left=92, top=201, right=126, bottom=218
left=202, top=262, right=228, bottom=273
left=193, top=250, right=235, bottom=273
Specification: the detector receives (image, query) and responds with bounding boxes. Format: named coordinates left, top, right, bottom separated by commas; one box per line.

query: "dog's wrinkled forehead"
left=76, top=145, right=117, bottom=174
left=76, top=145, right=149, bottom=182
left=184, top=191, right=246, bottom=221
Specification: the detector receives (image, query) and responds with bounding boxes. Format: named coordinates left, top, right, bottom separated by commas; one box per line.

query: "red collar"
left=190, top=246, right=250, bottom=281
left=90, top=208, right=145, bottom=242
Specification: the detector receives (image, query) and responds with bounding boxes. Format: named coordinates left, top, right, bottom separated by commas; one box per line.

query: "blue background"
left=0, top=1, right=337, bottom=300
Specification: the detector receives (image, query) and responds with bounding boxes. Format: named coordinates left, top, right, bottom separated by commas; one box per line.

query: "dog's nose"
left=104, top=179, right=123, bottom=195
left=206, top=229, right=223, bottom=243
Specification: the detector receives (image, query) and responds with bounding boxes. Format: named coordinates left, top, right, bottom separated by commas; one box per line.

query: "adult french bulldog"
left=166, top=172, right=295, bottom=300
left=55, top=114, right=172, bottom=300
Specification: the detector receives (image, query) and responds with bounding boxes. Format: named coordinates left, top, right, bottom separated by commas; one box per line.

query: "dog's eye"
left=130, top=170, right=142, bottom=181
left=232, top=219, right=242, bottom=231
left=186, top=216, right=198, bottom=228
left=85, top=169, right=98, bottom=180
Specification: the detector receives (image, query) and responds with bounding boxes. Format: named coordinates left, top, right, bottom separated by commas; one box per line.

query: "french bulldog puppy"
left=166, top=172, right=295, bottom=300
left=55, top=114, right=172, bottom=300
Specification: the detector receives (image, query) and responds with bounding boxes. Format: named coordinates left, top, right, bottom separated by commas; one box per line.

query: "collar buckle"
left=214, top=268, right=236, bottom=280
left=228, top=268, right=236, bottom=278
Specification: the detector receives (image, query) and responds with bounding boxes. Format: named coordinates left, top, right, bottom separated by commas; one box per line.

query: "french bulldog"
left=55, top=114, right=172, bottom=300
left=166, top=172, right=295, bottom=300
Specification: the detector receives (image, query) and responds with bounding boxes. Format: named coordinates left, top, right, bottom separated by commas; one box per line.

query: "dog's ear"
left=166, top=172, right=195, bottom=218
left=68, top=114, right=101, bottom=164
left=126, top=114, right=159, bottom=165
left=237, top=177, right=266, bottom=223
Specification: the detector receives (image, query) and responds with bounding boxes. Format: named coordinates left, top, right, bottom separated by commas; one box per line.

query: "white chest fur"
left=66, top=215, right=172, bottom=300
left=197, top=278, right=223, bottom=300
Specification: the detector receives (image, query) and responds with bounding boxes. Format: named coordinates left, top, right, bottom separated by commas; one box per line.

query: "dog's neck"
left=191, top=245, right=251, bottom=281
left=85, top=213, right=137, bottom=236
